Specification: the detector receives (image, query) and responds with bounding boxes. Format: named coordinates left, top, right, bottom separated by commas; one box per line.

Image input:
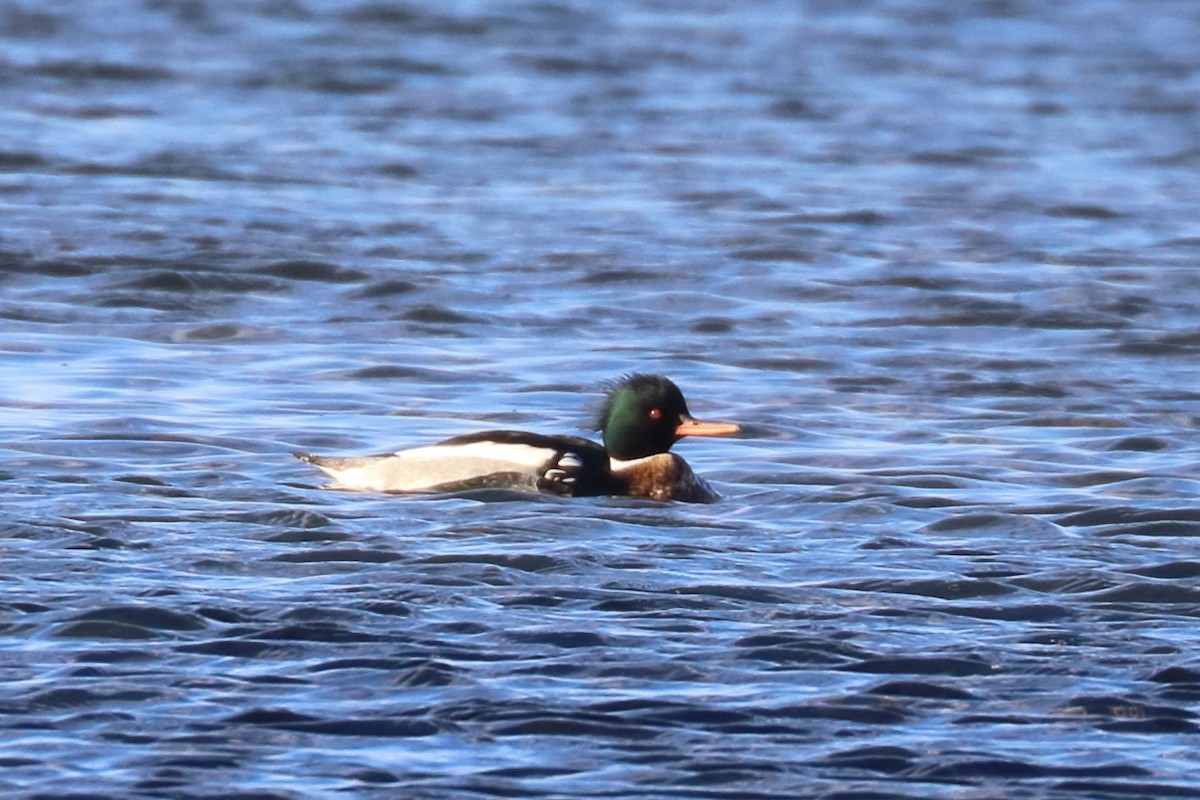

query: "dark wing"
left=437, top=430, right=616, bottom=497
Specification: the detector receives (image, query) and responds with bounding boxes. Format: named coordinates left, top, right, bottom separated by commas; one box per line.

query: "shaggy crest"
left=593, top=373, right=685, bottom=431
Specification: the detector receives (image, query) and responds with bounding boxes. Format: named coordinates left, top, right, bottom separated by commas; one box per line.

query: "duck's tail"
left=294, top=451, right=356, bottom=469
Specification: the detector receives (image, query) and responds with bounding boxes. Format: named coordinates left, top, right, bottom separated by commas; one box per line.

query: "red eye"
left=648, top=407, right=662, bottom=420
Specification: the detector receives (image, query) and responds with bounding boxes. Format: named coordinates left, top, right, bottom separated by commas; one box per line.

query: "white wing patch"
left=310, top=441, right=556, bottom=493
left=541, top=450, right=584, bottom=487
left=391, top=442, right=552, bottom=468
left=557, top=452, right=584, bottom=471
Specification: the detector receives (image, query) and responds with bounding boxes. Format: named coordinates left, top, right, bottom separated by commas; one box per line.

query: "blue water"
left=3, top=1, right=1200, bottom=797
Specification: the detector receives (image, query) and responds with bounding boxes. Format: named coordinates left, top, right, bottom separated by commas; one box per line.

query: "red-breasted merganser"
left=294, top=374, right=740, bottom=502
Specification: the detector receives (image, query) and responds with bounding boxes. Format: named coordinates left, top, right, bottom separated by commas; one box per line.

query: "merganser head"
left=598, top=374, right=740, bottom=461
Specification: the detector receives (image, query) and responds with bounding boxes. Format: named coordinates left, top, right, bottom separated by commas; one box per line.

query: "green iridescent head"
left=597, top=374, right=739, bottom=461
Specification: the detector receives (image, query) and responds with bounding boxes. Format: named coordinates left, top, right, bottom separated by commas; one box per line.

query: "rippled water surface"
left=4, top=1, right=1200, bottom=797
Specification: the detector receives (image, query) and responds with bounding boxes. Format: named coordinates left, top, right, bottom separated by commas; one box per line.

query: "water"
left=3, top=0, right=1200, bottom=797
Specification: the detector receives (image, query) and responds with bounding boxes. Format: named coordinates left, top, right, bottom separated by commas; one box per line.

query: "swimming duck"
left=294, top=374, right=740, bottom=502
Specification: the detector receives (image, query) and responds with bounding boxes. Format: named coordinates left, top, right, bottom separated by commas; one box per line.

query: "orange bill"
left=676, top=415, right=741, bottom=438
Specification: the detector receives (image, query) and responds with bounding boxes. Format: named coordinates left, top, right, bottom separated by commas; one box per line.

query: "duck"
left=294, top=373, right=740, bottom=502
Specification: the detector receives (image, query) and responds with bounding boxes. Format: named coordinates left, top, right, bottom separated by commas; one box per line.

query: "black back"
left=436, top=430, right=619, bottom=497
